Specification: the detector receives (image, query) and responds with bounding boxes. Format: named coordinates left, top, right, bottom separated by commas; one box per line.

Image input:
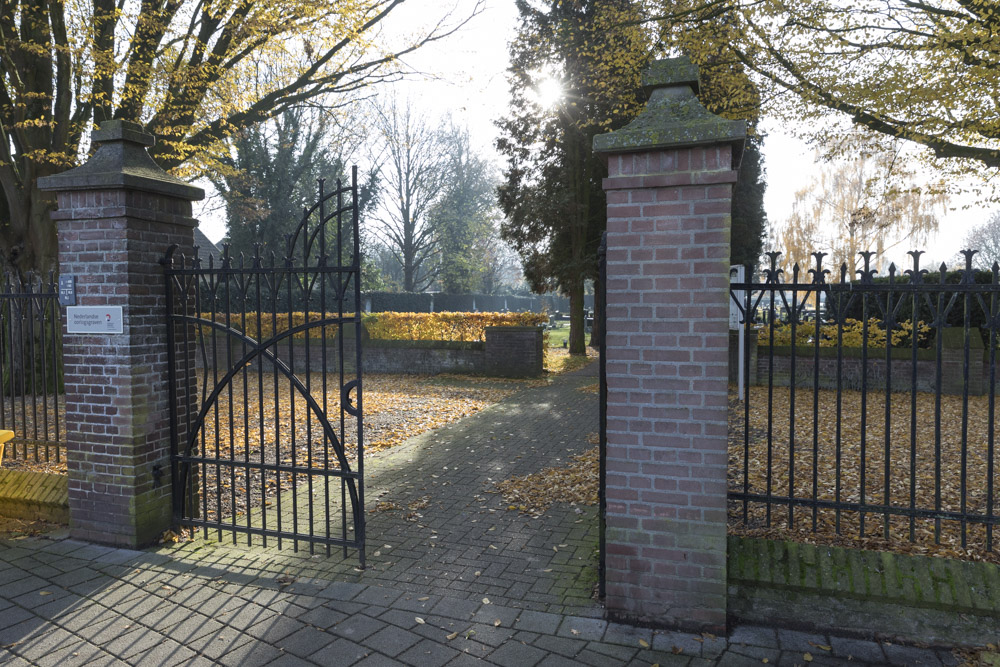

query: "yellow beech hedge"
left=364, top=311, right=548, bottom=342
left=198, top=311, right=547, bottom=342
left=759, top=318, right=932, bottom=349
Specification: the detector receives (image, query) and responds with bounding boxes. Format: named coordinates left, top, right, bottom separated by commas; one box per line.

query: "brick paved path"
left=0, top=362, right=965, bottom=665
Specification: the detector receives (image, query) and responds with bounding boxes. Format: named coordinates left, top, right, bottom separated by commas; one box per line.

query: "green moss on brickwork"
left=728, top=536, right=1000, bottom=615
left=0, top=470, right=69, bottom=523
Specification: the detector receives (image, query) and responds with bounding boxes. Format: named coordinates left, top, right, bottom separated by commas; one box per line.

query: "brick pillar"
left=593, top=57, right=746, bottom=632
left=39, top=120, right=204, bottom=548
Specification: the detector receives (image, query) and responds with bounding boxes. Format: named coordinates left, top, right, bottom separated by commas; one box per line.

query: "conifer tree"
left=496, top=0, right=651, bottom=353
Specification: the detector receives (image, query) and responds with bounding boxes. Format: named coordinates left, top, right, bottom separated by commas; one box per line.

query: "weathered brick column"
left=593, top=58, right=745, bottom=632
left=39, top=120, right=203, bottom=548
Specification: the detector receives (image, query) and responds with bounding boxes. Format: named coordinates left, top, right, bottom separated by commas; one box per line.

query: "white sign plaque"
left=67, top=306, right=124, bottom=334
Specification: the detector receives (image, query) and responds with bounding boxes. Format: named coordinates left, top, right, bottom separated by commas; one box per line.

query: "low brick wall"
left=754, top=346, right=985, bottom=395
left=728, top=536, right=1000, bottom=647
left=196, top=326, right=545, bottom=378
left=0, top=469, right=69, bottom=523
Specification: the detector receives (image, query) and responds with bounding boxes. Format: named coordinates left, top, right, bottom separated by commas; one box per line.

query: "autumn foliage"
left=199, top=311, right=547, bottom=342
left=364, top=312, right=547, bottom=342
left=759, top=319, right=932, bottom=349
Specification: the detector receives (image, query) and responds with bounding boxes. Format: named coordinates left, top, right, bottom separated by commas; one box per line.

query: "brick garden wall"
left=195, top=327, right=544, bottom=378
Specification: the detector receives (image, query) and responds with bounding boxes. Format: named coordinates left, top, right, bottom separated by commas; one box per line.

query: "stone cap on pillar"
left=593, top=56, right=746, bottom=168
left=38, top=120, right=204, bottom=201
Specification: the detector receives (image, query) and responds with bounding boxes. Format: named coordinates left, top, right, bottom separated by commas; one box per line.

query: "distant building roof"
left=194, top=227, right=223, bottom=265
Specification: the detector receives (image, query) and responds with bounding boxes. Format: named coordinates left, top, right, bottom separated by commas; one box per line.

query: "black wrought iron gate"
left=162, top=170, right=365, bottom=564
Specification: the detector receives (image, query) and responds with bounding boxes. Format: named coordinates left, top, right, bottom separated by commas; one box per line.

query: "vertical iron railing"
left=0, top=273, right=64, bottom=463
left=729, top=250, right=1000, bottom=557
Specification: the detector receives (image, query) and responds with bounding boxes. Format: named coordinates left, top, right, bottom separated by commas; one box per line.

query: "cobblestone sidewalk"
left=0, top=362, right=967, bottom=665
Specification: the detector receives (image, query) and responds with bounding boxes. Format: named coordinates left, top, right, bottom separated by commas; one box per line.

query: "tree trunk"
left=568, top=278, right=586, bottom=355
left=1, top=173, right=59, bottom=277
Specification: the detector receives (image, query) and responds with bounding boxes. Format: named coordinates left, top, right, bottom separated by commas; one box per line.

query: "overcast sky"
left=196, top=0, right=993, bottom=272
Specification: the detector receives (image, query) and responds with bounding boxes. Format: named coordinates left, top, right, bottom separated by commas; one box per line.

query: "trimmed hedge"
left=198, top=311, right=547, bottom=343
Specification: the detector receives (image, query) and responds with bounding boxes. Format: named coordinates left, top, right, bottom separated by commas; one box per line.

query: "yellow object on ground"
left=0, top=430, right=12, bottom=463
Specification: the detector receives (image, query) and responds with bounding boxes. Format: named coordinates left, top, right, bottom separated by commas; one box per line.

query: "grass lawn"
left=545, top=324, right=571, bottom=348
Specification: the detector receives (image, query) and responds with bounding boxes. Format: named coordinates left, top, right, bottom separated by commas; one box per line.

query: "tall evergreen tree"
left=496, top=0, right=651, bottom=354
left=730, top=135, right=767, bottom=268
left=210, top=108, right=377, bottom=263
left=430, top=123, right=499, bottom=294
left=661, top=14, right=769, bottom=269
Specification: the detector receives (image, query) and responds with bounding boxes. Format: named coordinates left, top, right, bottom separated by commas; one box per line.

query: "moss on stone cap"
left=594, top=56, right=745, bottom=164
left=642, top=58, right=700, bottom=95
left=38, top=119, right=204, bottom=201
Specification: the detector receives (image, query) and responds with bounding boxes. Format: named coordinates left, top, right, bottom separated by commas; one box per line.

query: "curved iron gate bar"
left=286, top=187, right=353, bottom=260
left=173, top=314, right=362, bottom=517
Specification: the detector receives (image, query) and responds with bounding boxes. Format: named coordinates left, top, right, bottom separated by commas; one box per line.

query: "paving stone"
left=776, top=628, right=830, bottom=653
left=728, top=625, right=777, bottom=647
left=353, top=586, right=404, bottom=607
left=217, top=602, right=280, bottom=631
left=430, top=597, right=480, bottom=620
left=487, top=640, right=547, bottom=667
left=441, top=653, right=489, bottom=667
left=363, top=625, right=422, bottom=657
left=0, top=618, right=47, bottom=646
left=585, top=640, right=639, bottom=661
left=296, top=604, right=349, bottom=630
left=353, top=654, right=406, bottom=667
left=260, top=653, right=315, bottom=666
left=576, top=648, right=627, bottom=666
left=214, top=641, right=285, bottom=667
left=161, top=613, right=227, bottom=645
left=651, top=632, right=707, bottom=657
left=29, top=640, right=117, bottom=667
left=184, top=628, right=253, bottom=661
left=124, top=637, right=198, bottom=666
left=726, top=643, right=780, bottom=664
left=602, top=622, right=653, bottom=647
left=883, top=642, right=944, bottom=666
left=329, top=614, right=386, bottom=641
left=1, top=575, right=48, bottom=598
left=718, top=652, right=771, bottom=667
left=0, top=606, right=35, bottom=632
left=310, top=637, right=370, bottom=664
left=828, top=636, right=887, bottom=663
left=397, top=638, right=460, bottom=667
left=393, top=594, right=442, bottom=614
left=275, top=625, right=338, bottom=658
left=317, top=581, right=367, bottom=601
left=245, top=615, right=308, bottom=642
left=555, top=616, right=607, bottom=642
left=536, top=653, right=584, bottom=667
left=6, top=627, right=78, bottom=662
left=532, top=632, right=588, bottom=658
